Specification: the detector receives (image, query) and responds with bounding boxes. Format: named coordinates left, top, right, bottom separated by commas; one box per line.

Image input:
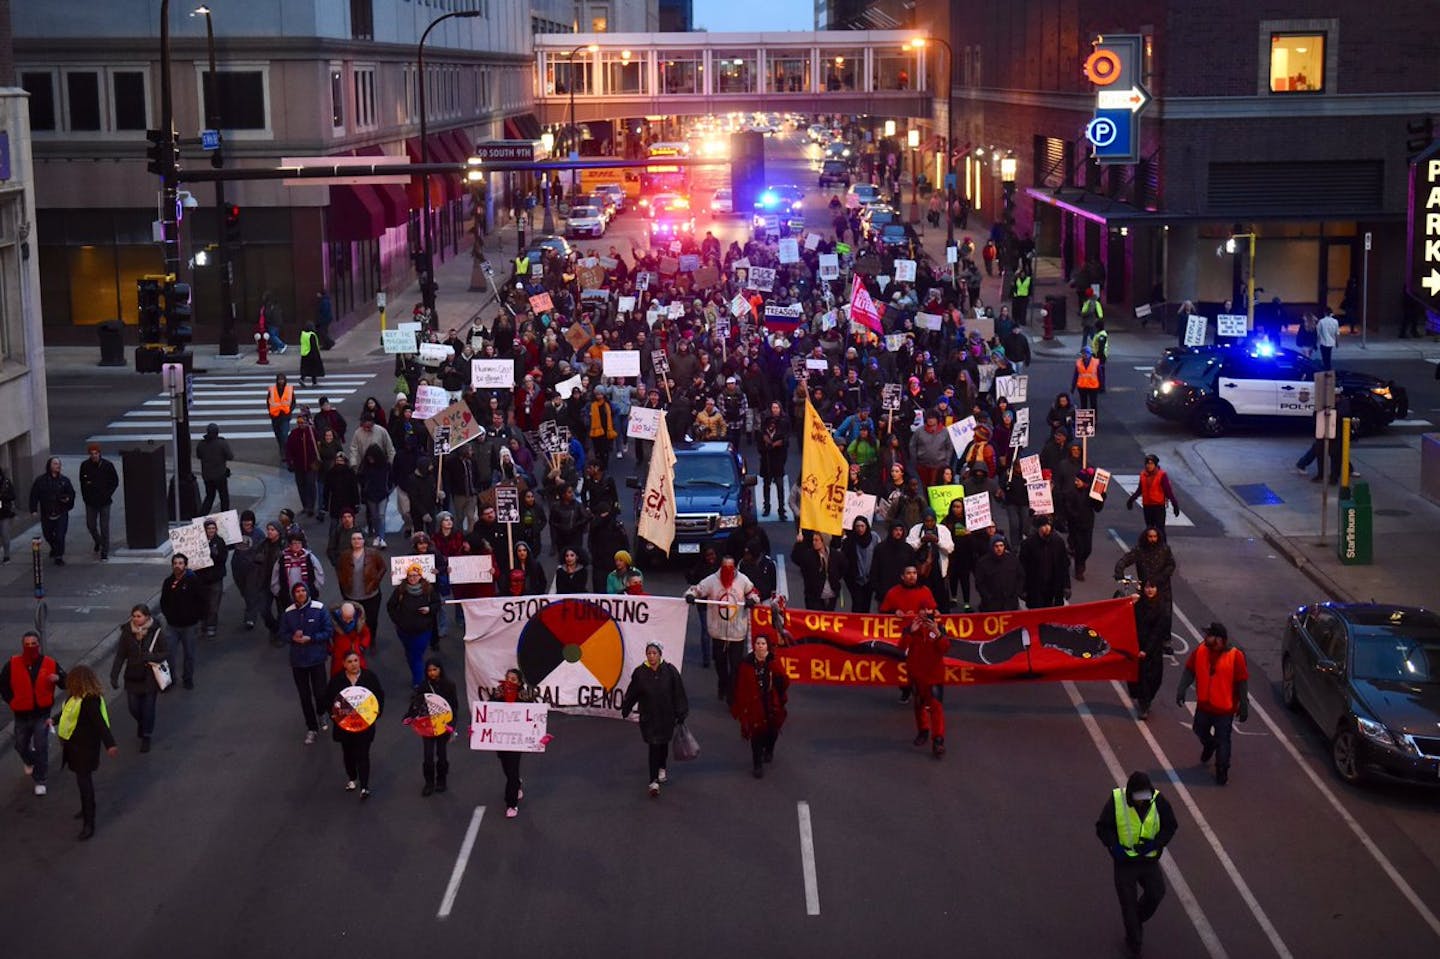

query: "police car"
left=1146, top=344, right=1408, bottom=437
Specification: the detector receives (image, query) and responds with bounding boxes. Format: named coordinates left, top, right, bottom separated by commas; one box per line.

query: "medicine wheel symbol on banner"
left=516, top=599, right=626, bottom=691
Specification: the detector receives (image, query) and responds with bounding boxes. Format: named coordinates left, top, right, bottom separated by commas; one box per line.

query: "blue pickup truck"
left=628, top=441, right=757, bottom=561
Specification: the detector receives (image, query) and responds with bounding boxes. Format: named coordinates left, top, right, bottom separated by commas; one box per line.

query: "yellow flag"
left=799, top=398, right=848, bottom=535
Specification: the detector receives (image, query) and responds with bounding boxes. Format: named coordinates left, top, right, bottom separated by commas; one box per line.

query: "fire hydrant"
left=1042, top=303, right=1055, bottom=341
left=254, top=315, right=270, bottom=365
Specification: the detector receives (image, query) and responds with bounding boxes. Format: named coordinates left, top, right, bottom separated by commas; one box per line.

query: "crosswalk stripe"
left=85, top=431, right=278, bottom=442
left=1109, top=474, right=1194, bottom=527
left=1390, top=419, right=1434, bottom=428
left=192, top=374, right=374, bottom=382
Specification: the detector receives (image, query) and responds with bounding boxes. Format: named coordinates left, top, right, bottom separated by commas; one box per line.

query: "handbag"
left=671, top=721, right=700, bottom=762
left=146, top=631, right=173, bottom=691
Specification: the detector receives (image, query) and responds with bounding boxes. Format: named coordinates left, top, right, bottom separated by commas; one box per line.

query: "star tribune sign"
left=1406, top=141, right=1440, bottom=311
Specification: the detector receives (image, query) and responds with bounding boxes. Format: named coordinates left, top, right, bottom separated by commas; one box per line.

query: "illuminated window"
left=1270, top=34, right=1324, bottom=93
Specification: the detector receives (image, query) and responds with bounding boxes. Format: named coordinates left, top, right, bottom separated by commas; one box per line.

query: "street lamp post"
left=192, top=5, right=237, bottom=356
left=1000, top=152, right=1018, bottom=271
left=907, top=127, right=921, bottom=225
left=1225, top=230, right=1258, bottom=331
left=566, top=43, right=600, bottom=197
left=418, top=10, right=482, bottom=329
left=911, top=36, right=956, bottom=247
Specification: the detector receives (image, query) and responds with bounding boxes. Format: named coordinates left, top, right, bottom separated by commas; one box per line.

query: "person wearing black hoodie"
left=1095, top=771, right=1178, bottom=958
left=840, top=517, right=877, bottom=612
left=159, top=553, right=205, bottom=689
left=870, top=521, right=914, bottom=604
left=409, top=658, right=460, bottom=797
left=1019, top=516, right=1070, bottom=609
left=974, top=533, right=1024, bottom=612
left=1127, top=581, right=1170, bottom=719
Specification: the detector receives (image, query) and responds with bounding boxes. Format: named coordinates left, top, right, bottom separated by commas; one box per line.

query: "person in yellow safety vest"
left=1095, top=771, right=1178, bottom=958
left=1010, top=270, right=1033, bottom=326
left=1081, top=289, right=1104, bottom=346
left=513, top=253, right=530, bottom=287
left=1091, top=319, right=1110, bottom=391
left=1071, top=345, right=1102, bottom=412
left=1177, top=621, right=1250, bottom=786
left=1126, top=453, right=1181, bottom=534
left=267, top=373, right=295, bottom=456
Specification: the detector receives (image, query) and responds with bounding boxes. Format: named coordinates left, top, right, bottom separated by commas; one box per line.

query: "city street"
left=6, top=130, right=1440, bottom=959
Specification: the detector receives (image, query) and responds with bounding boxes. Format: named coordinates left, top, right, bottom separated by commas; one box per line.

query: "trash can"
left=97, top=320, right=126, bottom=367
left=1044, top=294, right=1068, bottom=331
left=1337, top=480, right=1372, bottom=565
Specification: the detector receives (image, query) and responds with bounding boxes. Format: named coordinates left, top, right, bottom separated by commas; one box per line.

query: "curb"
left=1173, top=440, right=1356, bottom=604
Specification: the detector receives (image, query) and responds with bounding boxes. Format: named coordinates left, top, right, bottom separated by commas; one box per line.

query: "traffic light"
left=145, top=128, right=179, bottom=178
left=223, top=203, right=241, bottom=244
left=137, top=276, right=164, bottom=343
left=1407, top=117, right=1435, bottom=158
left=164, top=280, right=193, bottom=351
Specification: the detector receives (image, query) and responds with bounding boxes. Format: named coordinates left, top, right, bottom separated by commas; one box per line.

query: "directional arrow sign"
left=1423, top=269, right=1440, bottom=296
left=1096, top=86, right=1149, bottom=112
left=1406, top=141, right=1440, bottom=312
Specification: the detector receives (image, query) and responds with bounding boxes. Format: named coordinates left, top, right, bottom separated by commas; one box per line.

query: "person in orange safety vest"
left=1176, top=622, right=1249, bottom=786
left=1071, top=346, right=1102, bottom=412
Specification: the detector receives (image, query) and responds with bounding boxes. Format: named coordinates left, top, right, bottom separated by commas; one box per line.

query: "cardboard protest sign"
left=963, top=492, right=993, bottom=531
left=679, top=254, right=700, bottom=273
left=818, top=253, right=840, bottom=280
left=390, top=553, right=437, bottom=585
left=627, top=405, right=664, bottom=441
left=418, top=341, right=451, bottom=366
left=564, top=322, right=592, bottom=352
left=382, top=329, right=417, bottom=354
left=693, top=265, right=721, bottom=289
left=1019, top=454, right=1042, bottom=483
left=1026, top=480, right=1055, bottom=515
left=616, top=295, right=637, bottom=313
left=471, top=359, right=514, bottom=390
left=1089, top=468, right=1112, bottom=502
left=842, top=492, right=877, bottom=530
left=659, top=256, right=680, bottom=275
left=778, top=238, right=800, bottom=264
left=881, top=383, right=902, bottom=411
left=448, top=554, right=494, bottom=585
left=915, top=312, right=943, bottom=331
left=746, top=267, right=777, bottom=292
left=493, top=483, right=520, bottom=524
left=602, top=350, right=641, bottom=378
left=575, top=263, right=605, bottom=289
left=426, top=400, right=482, bottom=451
left=528, top=292, right=554, bottom=314
left=411, top=384, right=449, bottom=419
left=192, top=509, right=242, bottom=546
left=946, top=415, right=977, bottom=456
left=969, top=313, right=996, bottom=340
left=893, top=259, right=917, bottom=282
left=996, top=374, right=1028, bottom=404
left=168, top=525, right=212, bottom=568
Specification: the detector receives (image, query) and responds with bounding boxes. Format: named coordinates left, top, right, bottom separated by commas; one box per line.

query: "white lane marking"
left=85, top=431, right=278, bottom=442
left=1109, top=475, right=1194, bottom=527
left=437, top=805, right=486, bottom=919
left=1133, top=365, right=1155, bottom=371
left=139, top=393, right=362, bottom=407
left=774, top=553, right=790, bottom=604
left=110, top=413, right=277, bottom=423
left=1178, top=699, right=1265, bottom=737
left=1062, top=682, right=1229, bottom=959
left=188, top=374, right=376, bottom=382
left=1389, top=419, right=1434, bottom=428
left=1106, top=680, right=1294, bottom=958
left=1169, top=604, right=1440, bottom=942
left=796, top=801, right=821, bottom=916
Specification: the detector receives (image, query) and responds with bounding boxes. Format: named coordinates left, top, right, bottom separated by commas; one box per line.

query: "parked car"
left=1146, top=344, right=1408, bottom=437
left=586, top=192, right=618, bottom=223
left=873, top=221, right=918, bottom=253
left=711, top=187, right=734, bottom=215
left=566, top=205, right=606, bottom=239
left=819, top=159, right=851, bottom=189
left=627, top=440, right=757, bottom=561
left=1282, top=603, right=1440, bottom=785
left=594, top=183, right=627, bottom=214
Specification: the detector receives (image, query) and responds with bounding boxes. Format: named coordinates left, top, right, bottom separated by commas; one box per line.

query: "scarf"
left=404, top=580, right=426, bottom=597
left=719, top=565, right=737, bottom=589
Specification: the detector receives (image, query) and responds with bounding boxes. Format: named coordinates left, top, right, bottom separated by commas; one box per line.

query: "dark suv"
left=819, top=160, right=851, bottom=189
left=1145, top=344, right=1407, bottom=437
left=1282, top=604, right=1440, bottom=785
left=628, top=440, right=757, bottom=561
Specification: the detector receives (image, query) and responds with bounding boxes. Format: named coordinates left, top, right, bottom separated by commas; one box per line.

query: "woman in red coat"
left=729, top=635, right=789, bottom=778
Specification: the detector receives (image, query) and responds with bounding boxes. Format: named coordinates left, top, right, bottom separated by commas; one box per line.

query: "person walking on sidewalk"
left=1176, top=622, right=1250, bottom=785
left=197, top=519, right=229, bottom=638
left=196, top=424, right=235, bottom=514
left=1316, top=308, right=1340, bottom=370
left=57, top=665, right=117, bottom=841
left=299, top=323, right=326, bottom=387
left=324, top=651, right=384, bottom=799
left=1126, top=455, right=1181, bottom=536
left=109, top=604, right=166, bottom=753
left=1095, top=771, right=1178, bottom=958
left=78, top=445, right=118, bottom=561
left=285, top=411, right=323, bottom=518
left=0, top=465, right=16, bottom=563
left=2, top=630, right=65, bottom=796
left=267, top=373, right=295, bottom=456
left=280, top=582, right=333, bottom=745
left=29, top=457, right=76, bottom=565
left=160, top=553, right=205, bottom=689
left=619, top=642, right=689, bottom=798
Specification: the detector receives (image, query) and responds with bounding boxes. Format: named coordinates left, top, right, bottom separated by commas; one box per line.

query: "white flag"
left=637, top=423, right=678, bottom=554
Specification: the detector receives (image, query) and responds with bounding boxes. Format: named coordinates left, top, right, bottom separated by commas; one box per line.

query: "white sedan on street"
left=565, top=205, right=606, bottom=238
left=711, top=188, right=734, bottom=215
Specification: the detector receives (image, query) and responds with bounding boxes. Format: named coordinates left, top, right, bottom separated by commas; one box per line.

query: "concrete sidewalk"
left=1181, top=435, right=1440, bottom=608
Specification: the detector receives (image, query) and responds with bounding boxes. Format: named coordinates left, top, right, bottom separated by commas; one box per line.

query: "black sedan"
left=1282, top=603, right=1440, bottom=785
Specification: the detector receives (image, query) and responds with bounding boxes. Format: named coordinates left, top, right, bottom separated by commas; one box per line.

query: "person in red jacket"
left=730, top=634, right=789, bottom=779
left=880, top=566, right=948, bottom=757
left=2, top=630, right=66, bottom=796
left=1176, top=621, right=1249, bottom=785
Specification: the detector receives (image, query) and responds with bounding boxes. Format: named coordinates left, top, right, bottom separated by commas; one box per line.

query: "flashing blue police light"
left=756, top=190, right=778, bottom=209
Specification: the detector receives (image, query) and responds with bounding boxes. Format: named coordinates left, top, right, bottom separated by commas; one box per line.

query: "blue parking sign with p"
left=1086, top=109, right=1135, bottom=162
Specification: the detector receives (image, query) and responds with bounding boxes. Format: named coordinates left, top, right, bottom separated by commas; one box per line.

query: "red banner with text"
left=752, top=597, right=1139, bottom=686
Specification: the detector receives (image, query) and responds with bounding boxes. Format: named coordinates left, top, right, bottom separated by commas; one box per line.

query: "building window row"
left=22, top=68, right=150, bottom=134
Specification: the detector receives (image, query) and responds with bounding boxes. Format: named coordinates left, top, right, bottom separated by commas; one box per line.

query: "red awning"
left=403, top=137, right=447, bottom=208
left=426, top=133, right=466, bottom=202
left=503, top=112, right=543, bottom=141
left=444, top=128, right=474, bottom=164
left=327, top=184, right=386, bottom=241
left=352, top=145, right=410, bottom=228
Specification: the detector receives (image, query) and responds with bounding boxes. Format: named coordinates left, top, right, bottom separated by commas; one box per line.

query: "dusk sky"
left=692, top=0, right=814, bottom=32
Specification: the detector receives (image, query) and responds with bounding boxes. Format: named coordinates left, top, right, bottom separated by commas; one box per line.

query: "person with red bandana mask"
left=880, top=566, right=948, bottom=758
left=685, top=556, right=759, bottom=702
left=489, top=667, right=531, bottom=817
left=2, top=630, right=66, bottom=796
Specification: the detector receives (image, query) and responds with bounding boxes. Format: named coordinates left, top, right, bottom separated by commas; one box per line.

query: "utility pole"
left=194, top=6, right=238, bottom=356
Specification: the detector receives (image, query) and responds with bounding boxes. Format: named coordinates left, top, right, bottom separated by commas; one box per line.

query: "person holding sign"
left=1057, top=469, right=1106, bottom=581
left=387, top=564, right=438, bottom=689
left=488, top=667, right=533, bottom=816
left=323, top=652, right=385, bottom=799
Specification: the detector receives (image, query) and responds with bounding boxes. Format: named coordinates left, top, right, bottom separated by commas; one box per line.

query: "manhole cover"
left=1373, top=508, right=1410, bottom=517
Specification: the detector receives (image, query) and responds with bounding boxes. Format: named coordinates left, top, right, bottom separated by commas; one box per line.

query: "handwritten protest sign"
left=168, top=523, right=212, bottom=569
left=411, top=384, right=449, bottom=419
left=448, top=554, right=494, bottom=585
left=469, top=701, right=550, bottom=753
left=778, top=237, right=800, bottom=264
left=746, top=267, right=776, bottom=292
left=602, top=350, right=641, bottom=378
left=389, top=553, right=436, bottom=585
left=616, top=295, right=637, bottom=313
left=963, top=492, right=993, bottom=531
left=1089, top=468, right=1112, bottom=502
left=946, top=415, right=977, bottom=456
left=1019, top=454, right=1042, bottom=483
left=471, top=359, right=513, bottom=389
left=927, top=484, right=966, bottom=518
left=192, top=508, right=242, bottom=545
left=554, top=373, right=583, bottom=399
left=842, top=492, right=877, bottom=530
left=996, top=374, right=1028, bottom=404
left=893, top=259, right=916, bottom=282
left=382, top=329, right=417, bottom=354
left=528, top=292, right=554, bottom=314
left=426, top=400, right=482, bottom=450
left=1027, top=480, right=1054, bottom=514
left=418, top=341, right=451, bottom=366
left=627, top=406, right=664, bottom=441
